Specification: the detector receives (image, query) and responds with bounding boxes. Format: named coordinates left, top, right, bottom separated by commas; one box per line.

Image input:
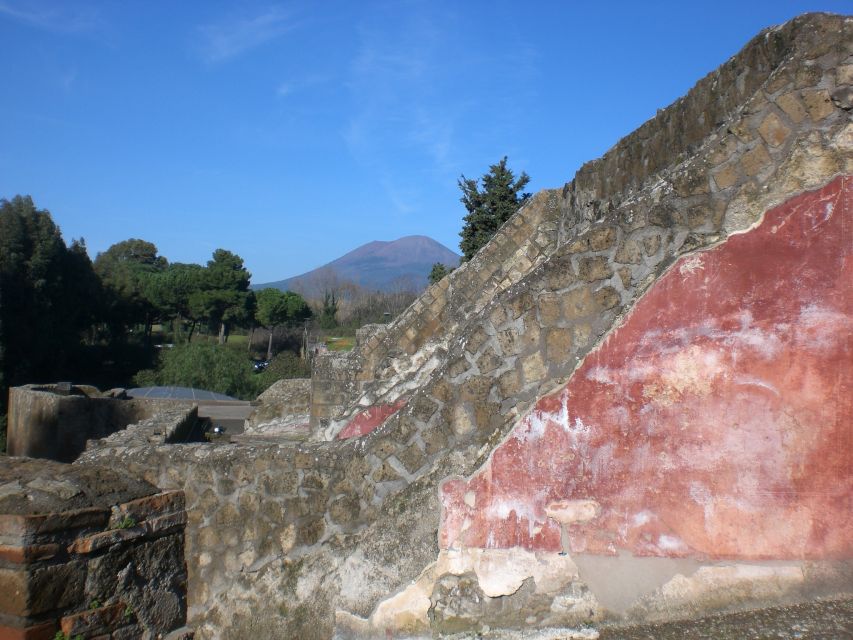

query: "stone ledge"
left=0, top=508, right=108, bottom=542
left=0, top=620, right=56, bottom=640
left=60, top=602, right=129, bottom=637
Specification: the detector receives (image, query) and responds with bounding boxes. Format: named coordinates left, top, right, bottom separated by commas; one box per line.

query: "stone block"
left=372, top=461, right=401, bottom=483
left=617, top=267, right=632, bottom=289
left=162, top=626, right=194, bottom=640
left=0, top=507, right=109, bottom=539
left=0, top=561, right=85, bottom=617
left=537, top=293, right=562, bottom=326
left=712, top=163, right=740, bottom=190
left=831, top=86, right=853, bottom=110
left=576, top=256, right=613, bottom=281
left=838, top=64, right=853, bottom=86
left=421, top=427, right=449, bottom=456
left=498, top=369, right=521, bottom=398
left=476, top=347, right=501, bottom=374
left=586, top=226, right=617, bottom=251
left=301, top=472, right=329, bottom=491
left=496, top=328, right=520, bottom=355
left=260, top=472, right=299, bottom=497
left=0, top=543, right=61, bottom=565
left=328, top=495, right=361, bottom=525
left=545, top=257, right=576, bottom=290
left=410, top=395, right=438, bottom=422
left=676, top=205, right=714, bottom=230
left=447, top=357, right=469, bottom=379
left=110, top=491, right=184, bottom=529
left=296, top=517, right=325, bottom=546
left=757, top=112, right=791, bottom=147
left=465, top=327, right=489, bottom=356
left=572, top=323, right=593, bottom=351
left=294, top=451, right=315, bottom=469
left=0, top=621, right=56, bottom=640
left=643, top=234, right=662, bottom=256
left=774, top=92, right=807, bottom=123
left=521, top=352, right=546, bottom=384
left=800, top=89, right=834, bottom=121
left=371, top=439, right=397, bottom=460
left=593, top=287, right=620, bottom=311
left=545, top=328, right=574, bottom=365
left=396, top=444, right=427, bottom=474
left=740, top=143, right=771, bottom=177
left=506, top=291, right=533, bottom=319
left=488, top=304, right=509, bottom=328
left=61, top=603, right=128, bottom=638
left=561, top=287, right=596, bottom=320
left=614, top=238, right=643, bottom=264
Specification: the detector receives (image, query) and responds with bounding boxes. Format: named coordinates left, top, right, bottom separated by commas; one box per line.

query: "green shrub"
left=131, top=368, right=158, bottom=387
left=252, top=352, right=311, bottom=397
left=132, top=343, right=258, bottom=400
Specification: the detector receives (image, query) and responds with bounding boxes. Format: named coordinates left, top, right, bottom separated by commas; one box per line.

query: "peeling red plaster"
left=337, top=399, right=407, bottom=439
left=441, top=176, right=852, bottom=560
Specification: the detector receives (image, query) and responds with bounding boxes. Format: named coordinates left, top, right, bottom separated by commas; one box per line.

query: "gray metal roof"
left=127, top=386, right=237, bottom=401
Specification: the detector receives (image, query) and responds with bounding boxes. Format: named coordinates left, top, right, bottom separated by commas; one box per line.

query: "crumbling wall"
left=7, top=384, right=202, bottom=462
left=0, top=458, right=190, bottom=639
left=77, top=12, right=852, bottom=639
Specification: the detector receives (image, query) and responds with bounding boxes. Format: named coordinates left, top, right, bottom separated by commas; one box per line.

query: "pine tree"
left=458, top=157, right=530, bottom=261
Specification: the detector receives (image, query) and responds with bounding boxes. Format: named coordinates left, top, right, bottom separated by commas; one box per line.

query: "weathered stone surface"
left=800, top=88, right=835, bottom=120
left=577, top=256, right=613, bottom=281
left=757, top=112, right=791, bottom=147
left=775, top=92, right=808, bottom=123
left=0, top=458, right=156, bottom=517
left=0, top=561, right=85, bottom=617
left=740, top=143, right=771, bottom=176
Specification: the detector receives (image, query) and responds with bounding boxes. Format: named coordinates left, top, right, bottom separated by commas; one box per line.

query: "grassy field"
left=324, top=336, right=355, bottom=351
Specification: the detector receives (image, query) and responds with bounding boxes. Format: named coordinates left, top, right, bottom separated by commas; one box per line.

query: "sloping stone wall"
left=76, top=12, right=852, bottom=639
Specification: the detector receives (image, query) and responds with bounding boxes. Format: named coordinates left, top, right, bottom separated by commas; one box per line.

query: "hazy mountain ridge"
left=254, top=235, right=460, bottom=293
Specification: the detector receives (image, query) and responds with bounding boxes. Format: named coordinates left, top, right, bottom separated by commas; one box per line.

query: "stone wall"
left=72, top=12, right=852, bottom=640
left=7, top=385, right=203, bottom=462
left=0, top=458, right=190, bottom=639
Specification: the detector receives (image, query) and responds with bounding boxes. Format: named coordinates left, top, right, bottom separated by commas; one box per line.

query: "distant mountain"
left=253, top=235, right=460, bottom=294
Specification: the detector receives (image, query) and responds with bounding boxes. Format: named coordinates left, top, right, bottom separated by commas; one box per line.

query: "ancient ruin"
left=2, top=12, right=851, bottom=639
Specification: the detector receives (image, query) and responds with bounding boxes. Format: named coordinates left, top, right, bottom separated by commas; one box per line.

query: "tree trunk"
left=248, top=326, right=254, bottom=353
left=187, top=320, right=197, bottom=344
left=267, top=329, right=274, bottom=361
left=218, top=322, right=227, bottom=344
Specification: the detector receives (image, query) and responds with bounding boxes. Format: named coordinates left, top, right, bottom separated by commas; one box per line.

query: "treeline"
left=0, top=196, right=313, bottom=425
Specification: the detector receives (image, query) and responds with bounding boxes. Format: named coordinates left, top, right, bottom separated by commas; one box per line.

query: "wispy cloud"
left=196, top=6, right=297, bottom=63
left=0, top=0, right=99, bottom=33
left=341, top=8, right=467, bottom=214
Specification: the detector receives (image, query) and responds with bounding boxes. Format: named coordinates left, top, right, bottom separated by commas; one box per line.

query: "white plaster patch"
left=654, top=564, right=804, bottom=610
left=678, top=254, right=705, bottom=275
left=631, top=510, right=655, bottom=527
left=656, top=535, right=688, bottom=553
left=546, top=499, right=601, bottom=525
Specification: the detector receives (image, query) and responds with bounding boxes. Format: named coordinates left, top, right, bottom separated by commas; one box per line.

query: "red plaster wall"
left=337, top=399, right=407, bottom=439
left=441, top=176, right=852, bottom=560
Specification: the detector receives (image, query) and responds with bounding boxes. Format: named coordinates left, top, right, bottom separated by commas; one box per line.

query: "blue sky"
left=1, top=1, right=848, bottom=283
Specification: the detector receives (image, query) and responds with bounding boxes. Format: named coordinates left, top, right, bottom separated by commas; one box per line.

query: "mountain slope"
left=254, top=235, right=460, bottom=293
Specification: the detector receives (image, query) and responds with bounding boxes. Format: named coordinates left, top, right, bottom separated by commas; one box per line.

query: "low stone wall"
left=0, top=458, right=190, bottom=639
left=6, top=385, right=203, bottom=462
